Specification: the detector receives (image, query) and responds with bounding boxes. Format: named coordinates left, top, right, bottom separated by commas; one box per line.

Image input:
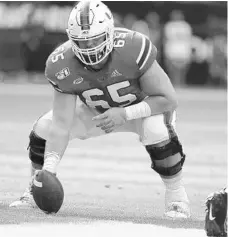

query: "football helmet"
left=66, top=0, right=114, bottom=65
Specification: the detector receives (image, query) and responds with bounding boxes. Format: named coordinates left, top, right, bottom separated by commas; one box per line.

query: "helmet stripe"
left=80, top=1, right=90, bottom=30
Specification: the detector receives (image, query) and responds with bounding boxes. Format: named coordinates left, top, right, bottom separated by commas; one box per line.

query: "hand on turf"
left=92, top=107, right=127, bottom=133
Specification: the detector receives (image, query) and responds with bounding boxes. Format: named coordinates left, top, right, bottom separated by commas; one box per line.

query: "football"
left=32, top=170, right=64, bottom=214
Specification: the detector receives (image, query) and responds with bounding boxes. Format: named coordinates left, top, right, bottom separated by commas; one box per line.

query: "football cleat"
left=205, top=187, right=227, bottom=236
left=9, top=180, right=37, bottom=208
left=164, top=186, right=190, bottom=219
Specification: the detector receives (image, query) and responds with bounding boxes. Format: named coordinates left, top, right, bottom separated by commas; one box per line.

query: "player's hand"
left=92, top=107, right=127, bottom=133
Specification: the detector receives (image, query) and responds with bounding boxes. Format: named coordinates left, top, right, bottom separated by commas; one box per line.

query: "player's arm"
left=125, top=33, right=177, bottom=120
left=43, top=89, right=76, bottom=173
left=125, top=60, right=178, bottom=120
left=141, top=60, right=177, bottom=112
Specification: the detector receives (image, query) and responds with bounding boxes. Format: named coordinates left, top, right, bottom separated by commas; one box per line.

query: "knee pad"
left=28, top=130, right=46, bottom=166
left=145, top=136, right=185, bottom=177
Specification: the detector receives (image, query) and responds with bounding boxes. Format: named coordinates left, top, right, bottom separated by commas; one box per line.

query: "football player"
left=10, top=0, right=190, bottom=219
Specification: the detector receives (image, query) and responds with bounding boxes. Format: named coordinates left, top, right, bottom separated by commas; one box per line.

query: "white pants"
left=37, top=98, right=177, bottom=146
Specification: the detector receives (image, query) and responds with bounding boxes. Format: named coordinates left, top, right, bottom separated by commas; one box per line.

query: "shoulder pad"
left=45, top=41, right=72, bottom=93
left=131, top=31, right=157, bottom=75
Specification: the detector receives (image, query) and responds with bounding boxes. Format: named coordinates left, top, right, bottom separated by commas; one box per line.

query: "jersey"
left=45, top=27, right=157, bottom=113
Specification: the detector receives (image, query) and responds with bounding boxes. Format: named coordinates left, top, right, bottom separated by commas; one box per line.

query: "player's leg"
left=137, top=111, right=190, bottom=219
left=9, top=112, right=51, bottom=208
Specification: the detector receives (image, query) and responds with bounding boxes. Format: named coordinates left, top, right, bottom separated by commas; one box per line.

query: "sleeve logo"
left=55, top=67, right=70, bottom=80
left=73, top=77, right=84, bottom=84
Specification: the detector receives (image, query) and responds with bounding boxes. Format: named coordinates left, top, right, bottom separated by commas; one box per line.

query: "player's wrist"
left=43, top=151, right=61, bottom=174
left=124, top=101, right=152, bottom=120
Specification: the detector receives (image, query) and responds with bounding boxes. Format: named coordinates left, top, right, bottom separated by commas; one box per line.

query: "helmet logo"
left=81, top=30, right=89, bottom=35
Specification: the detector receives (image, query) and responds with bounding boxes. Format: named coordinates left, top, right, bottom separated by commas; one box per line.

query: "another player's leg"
left=9, top=115, right=50, bottom=208
left=140, top=112, right=190, bottom=219
left=205, top=187, right=227, bottom=236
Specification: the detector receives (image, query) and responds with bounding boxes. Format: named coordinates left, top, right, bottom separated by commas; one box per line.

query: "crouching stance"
left=10, top=0, right=190, bottom=219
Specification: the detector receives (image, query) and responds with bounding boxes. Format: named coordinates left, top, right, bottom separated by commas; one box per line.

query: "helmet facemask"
left=67, top=28, right=114, bottom=65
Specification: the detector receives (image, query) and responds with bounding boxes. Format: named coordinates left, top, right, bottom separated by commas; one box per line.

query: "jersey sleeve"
left=44, top=45, right=68, bottom=93
left=131, top=31, right=157, bottom=76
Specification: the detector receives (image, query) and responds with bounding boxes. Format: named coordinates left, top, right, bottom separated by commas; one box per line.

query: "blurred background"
left=0, top=1, right=227, bottom=88
left=0, top=2, right=227, bottom=225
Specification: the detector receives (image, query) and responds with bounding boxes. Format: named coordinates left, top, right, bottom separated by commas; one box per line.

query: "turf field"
left=0, top=83, right=227, bottom=236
